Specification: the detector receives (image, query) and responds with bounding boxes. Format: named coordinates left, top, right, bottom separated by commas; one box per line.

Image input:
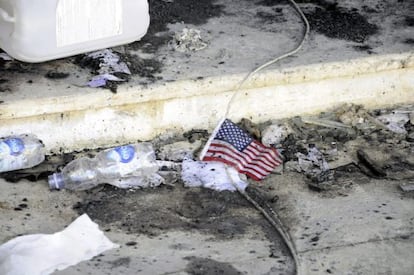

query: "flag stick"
left=199, top=118, right=225, bottom=160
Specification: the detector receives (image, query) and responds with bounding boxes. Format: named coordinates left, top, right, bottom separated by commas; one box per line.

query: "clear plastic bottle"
left=0, top=134, right=45, bottom=173
left=48, top=142, right=159, bottom=190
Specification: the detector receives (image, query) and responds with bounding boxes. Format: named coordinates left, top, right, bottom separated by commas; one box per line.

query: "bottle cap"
left=48, top=173, right=64, bottom=190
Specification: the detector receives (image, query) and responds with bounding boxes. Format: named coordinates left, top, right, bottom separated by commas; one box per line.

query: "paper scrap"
left=0, top=214, right=118, bottom=275
left=182, top=159, right=248, bottom=192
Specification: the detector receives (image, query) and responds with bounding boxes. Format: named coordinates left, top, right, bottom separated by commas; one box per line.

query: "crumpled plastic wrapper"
left=87, top=49, right=131, bottom=75
left=0, top=53, right=13, bottom=61
left=85, top=49, right=130, bottom=87
left=181, top=159, right=248, bottom=191
left=0, top=214, right=118, bottom=275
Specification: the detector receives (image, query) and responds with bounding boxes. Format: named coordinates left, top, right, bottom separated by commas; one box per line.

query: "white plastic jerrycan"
left=0, top=0, right=149, bottom=63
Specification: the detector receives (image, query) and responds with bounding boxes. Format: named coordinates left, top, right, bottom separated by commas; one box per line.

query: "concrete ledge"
left=1, top=51, right=413, bottom=153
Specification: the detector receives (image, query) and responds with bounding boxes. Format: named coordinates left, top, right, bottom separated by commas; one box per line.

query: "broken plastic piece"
left=0, top=52, right=12, bottom=61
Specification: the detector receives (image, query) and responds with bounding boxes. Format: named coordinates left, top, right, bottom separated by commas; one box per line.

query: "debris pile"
left=277, top=104, right=414, bottom=194
left=1, top=103, right=414, bottom=274
left=1, top=104, right=413, bottom=195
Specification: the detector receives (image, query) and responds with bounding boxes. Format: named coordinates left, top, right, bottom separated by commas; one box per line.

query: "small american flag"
left=200, top=119, right=283, bottom=181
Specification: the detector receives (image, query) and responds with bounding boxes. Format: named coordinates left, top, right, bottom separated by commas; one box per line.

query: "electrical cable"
left=223, top=0, right=310, bottom=119
left=239, top=187, right=301, bottom=275
left=221, top=1, right=311, bottom=273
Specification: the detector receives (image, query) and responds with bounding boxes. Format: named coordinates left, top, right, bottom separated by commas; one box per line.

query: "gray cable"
left=222, top=1, right=310, bottom=272
left=224, top=0, right=310, bottom=118
left=238, top=188, right=301, bottom=275
left=224, top=167, right=301, bottom=275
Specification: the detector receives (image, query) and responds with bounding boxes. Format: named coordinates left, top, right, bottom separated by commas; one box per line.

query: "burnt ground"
left=258, top=0, right=379, bottom=43
left=72, top=184, right=253, bottom=238
left=1, top=0, right=413, bottom=94
left=70, top=183, right=292, bottom=260
left=185, top=256, right=244, bottom=275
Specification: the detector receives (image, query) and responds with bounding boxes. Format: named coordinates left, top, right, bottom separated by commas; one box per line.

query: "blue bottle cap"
left=48, top=173, right=64, bottom=190
left=114, top=145, right=135, bottom=163
left=4, top=138, right=25, bottom=156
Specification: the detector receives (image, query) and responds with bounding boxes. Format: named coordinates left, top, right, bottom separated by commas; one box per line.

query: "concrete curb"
left=1, top=51, right=413, bottom=153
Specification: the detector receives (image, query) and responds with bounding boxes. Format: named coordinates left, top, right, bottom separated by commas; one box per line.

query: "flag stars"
left=202, top=119, right=282, bottom=181
left=216, top=119, right=253, bottom=151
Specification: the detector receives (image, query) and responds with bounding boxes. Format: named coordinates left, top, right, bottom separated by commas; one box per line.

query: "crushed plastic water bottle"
left=48, top=143, right=161, bottom=191
left=0, top=134, right=45, bottom=173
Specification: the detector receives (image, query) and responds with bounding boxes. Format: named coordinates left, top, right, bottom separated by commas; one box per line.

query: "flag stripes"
left=201, top=119, right=283, bottom=181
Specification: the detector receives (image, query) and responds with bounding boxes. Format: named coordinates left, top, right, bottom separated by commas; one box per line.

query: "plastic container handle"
left=0, top=8, right=15, bottom=22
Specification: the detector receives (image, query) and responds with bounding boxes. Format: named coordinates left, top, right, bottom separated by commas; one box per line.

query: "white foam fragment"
left=181, top=159, right=248, bottom=192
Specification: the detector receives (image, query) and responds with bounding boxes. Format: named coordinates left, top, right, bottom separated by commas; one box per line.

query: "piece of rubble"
left=356, top=149, right=387, bottom=178
left=336, top=104, right=387, bottom=132
left=407, top=132, right=414, bottom=142
left=336, top=104, right=367, bottom=127
left=262, top=123, right=290, bottom=147
left=325, top=149, right=354, bottom=170
left=399, top=182, right=414, bottom=192
left=301, top=117, right=351, bottom=129
left=238, top=118, right=261, bottom=140
left=158, top=140, right=202, bottom=161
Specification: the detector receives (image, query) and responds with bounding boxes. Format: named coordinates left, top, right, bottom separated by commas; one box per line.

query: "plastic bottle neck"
left=48, top=172, right=64, bottom=190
